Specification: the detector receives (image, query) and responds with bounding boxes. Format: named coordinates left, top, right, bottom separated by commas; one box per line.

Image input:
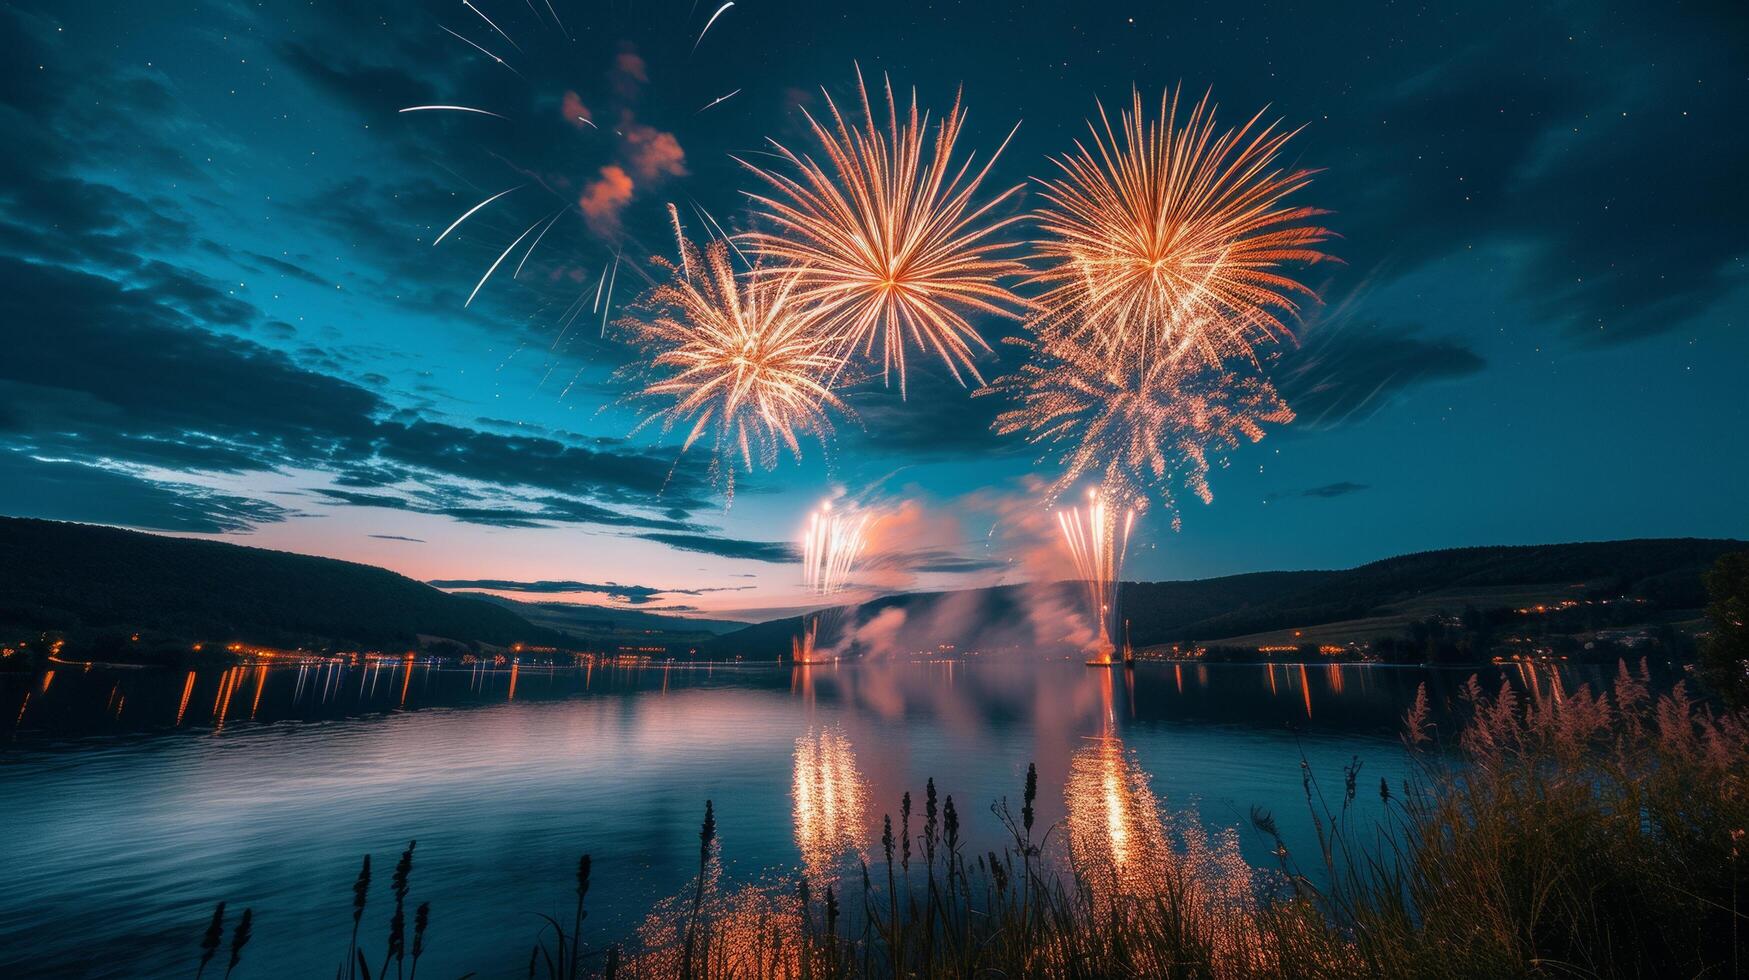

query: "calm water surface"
left=1, top=658, right=1599, bottom=978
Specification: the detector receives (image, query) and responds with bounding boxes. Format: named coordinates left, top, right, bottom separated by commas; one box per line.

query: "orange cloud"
left=622, top=122, right=688, bottom=180
left=579, top=165, right=635, bottom=235
left=561, top=90, right=593, bottom=128
left=611, top=46, right=648, bottom=100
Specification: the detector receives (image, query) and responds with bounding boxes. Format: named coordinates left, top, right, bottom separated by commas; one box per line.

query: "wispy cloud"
left=633, top=532, right=798, bottom=563
left=429, top=578, right=755, bottom=604
left=1264, top=481, right=1371, bottom=504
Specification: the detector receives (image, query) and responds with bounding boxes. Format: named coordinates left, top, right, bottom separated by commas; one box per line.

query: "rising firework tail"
left=801, top=500, right=871, bottom=597
left=1054, top=487, right=1135, bottom=661
left=792, top=499, right=872, bottom=661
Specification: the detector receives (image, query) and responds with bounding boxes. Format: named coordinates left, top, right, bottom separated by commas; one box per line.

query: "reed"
left=381, top=841, right=415, bottom=980
left=193, top=901, right=224, bottom=979
left=345, top=854, right=370, bottom=980
left=223, top=908, right=251, bottom=980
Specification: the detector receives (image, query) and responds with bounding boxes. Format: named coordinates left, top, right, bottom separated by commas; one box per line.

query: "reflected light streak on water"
left=791, top=727, right=869, bottom=882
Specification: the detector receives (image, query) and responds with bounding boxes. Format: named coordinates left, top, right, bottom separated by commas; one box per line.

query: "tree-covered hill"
left=713, top=538, right=1746, bottom=658
left=0, top=516, right=559, bottom=652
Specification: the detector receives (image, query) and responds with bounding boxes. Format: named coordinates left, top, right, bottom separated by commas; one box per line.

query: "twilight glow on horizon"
left=1, top=0, right=1744, bottom=620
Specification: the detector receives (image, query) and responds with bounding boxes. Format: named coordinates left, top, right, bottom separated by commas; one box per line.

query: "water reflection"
left=791, top=727, right=869, bottom=881
left=1, top=657, right=1672, bottom=980
left=1065, top=671, right=1265, bottom=972
left=4, top=657, right=1631, bottom=746
left=1066, top=669, right=1165, bottom=909
left=629, top=865, right=803, bottom=979
left=1066, top=733, right=1170, bottom=909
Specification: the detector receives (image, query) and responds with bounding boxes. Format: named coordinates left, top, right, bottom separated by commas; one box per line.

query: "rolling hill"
left=711, top=538, right=1746, bottom=658
left=0, top=516, right=559, bottom=652
left=3, top=516, right=1740, bottom=664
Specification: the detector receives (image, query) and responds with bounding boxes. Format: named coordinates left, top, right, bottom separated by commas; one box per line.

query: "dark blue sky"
left=1, top=0, right=1743, bottom=617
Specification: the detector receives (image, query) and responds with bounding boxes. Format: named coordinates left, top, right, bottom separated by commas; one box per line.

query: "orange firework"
left=621, top=227, right=850, bottom=502
left=1030, top=87, right=1333, bottom=366
left=738, top=68, right=1028, bottom=396
left=991, top=330, right=1295, bottom=523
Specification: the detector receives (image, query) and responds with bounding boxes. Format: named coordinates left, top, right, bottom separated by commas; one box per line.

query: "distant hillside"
left=4, top=517, right=1738, bottom=664
left=1125, top=538, right=1741, bottom=644
left=714, top=538, right=1746, bottom=658
left=0, top=517, right=559, bottom=652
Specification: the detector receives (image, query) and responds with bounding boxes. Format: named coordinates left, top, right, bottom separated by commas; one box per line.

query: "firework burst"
left=1030, top=87, right=1334, bottom=366
left=621, top=224, right=851, bottom=502
left=991, top=330, right=1295, bottom=524
left=738, top=68, right=1028, bottom=396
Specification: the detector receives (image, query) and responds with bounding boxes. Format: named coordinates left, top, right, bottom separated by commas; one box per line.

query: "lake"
left=1, top=657, right=1600, bottom=978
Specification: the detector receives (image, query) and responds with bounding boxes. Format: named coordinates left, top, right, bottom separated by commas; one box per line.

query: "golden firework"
left=792, top=498, right=871, bottom=663
left=1056, top=487, right=1136, bottom=660
left=739, top=68, right=1028, bottom=396
left=801, top=499, right=871, bottom=596
left=622, top=227, right=850, bottom=502
left=992, top=331, right=1295, bottom=523
left=1030, top=87, right=1333, bottom=365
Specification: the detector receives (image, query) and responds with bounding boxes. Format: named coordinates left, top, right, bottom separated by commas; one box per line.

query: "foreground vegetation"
left=193, top=660, right=1748, bottom=979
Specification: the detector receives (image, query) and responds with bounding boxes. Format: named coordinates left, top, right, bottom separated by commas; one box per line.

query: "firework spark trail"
left=697, top=88, right=741, bottom=113
left=738, top=68, right=1028, bottom=397
left=398, top=104, right=506, bottom=118
left=667, top=204, right=693, bottom=281
left=688, top=199, right=751, bottom=267
left=801, top=500, right=871, bottom=596
left=433, top=185, right=521, bottom=245
left=551, top=285, right=590, bottom=345
left=466, top=213, right=546, bottom=306
left=695, top=2, right=735, bottom=51
left=599, top=251, right=620, bottom=337
left=1056, top=487, right=1135, bottom=660
left=536, top=274, right=597, bottom=363
left=991, top=330, right=1294, bottom=524
left=539, top=0, right=570, bottom=40
left=592, top=262, right=609, bottom=312
left=1028, top=87, right=1332, bottom=368
left=462, top=0, right=523, bottom=52
left=513, top=206, right=568, bottom=278
left=620, top=232, right=851, bottom=501
left=439, top=24, right=526, bottom=80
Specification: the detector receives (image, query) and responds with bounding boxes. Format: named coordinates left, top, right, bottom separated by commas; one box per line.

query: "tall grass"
left=197, top=661, right=1747, bottom=978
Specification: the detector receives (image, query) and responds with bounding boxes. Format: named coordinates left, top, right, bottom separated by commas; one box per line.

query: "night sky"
left=2, top=0, right=1744, bottom=618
